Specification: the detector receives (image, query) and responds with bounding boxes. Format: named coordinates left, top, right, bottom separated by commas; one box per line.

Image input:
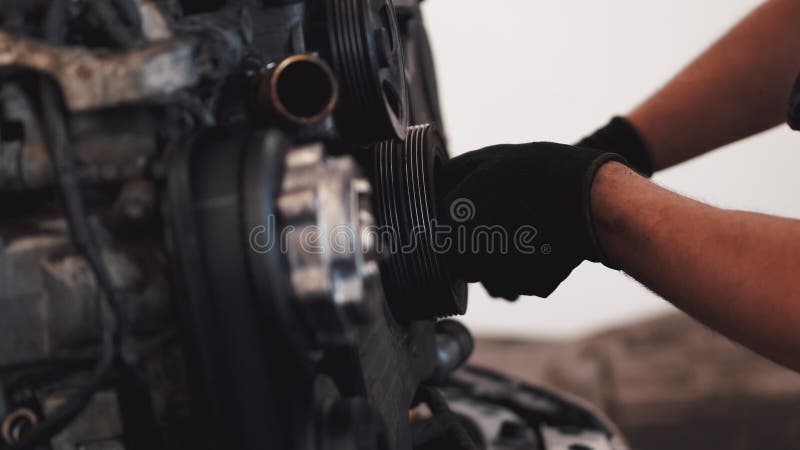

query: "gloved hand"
left=578, top=116, right=654, bottom=177
left=439, top=143, right=625, bottom=300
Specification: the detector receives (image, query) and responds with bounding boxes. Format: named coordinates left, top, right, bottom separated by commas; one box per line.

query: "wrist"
left=582, top=155, right=627, bottom=265
left=589, top=161, right=644, bottom=267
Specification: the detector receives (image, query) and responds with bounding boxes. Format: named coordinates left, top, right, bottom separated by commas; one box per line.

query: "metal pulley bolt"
left=277, top=143, right=384, bottom=347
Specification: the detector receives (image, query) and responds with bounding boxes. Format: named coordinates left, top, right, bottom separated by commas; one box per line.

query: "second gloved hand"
left=439, top=143, right=625, bottom=300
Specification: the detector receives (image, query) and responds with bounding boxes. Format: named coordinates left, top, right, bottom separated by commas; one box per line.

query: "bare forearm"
left=627, top=0, right=800, bottom=170
left=592, top=162, right=800, bottom=370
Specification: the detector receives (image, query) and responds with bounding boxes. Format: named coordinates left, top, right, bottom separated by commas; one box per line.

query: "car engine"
left=0, top=1, right=628, bottom=449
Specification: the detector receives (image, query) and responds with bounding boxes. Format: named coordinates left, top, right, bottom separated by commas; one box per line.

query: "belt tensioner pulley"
left=369, top=124, right=467, bottom=320
left=312, top=0, right=410, bottom=143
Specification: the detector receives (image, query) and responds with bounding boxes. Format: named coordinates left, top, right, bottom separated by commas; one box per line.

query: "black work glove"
left=578, top=116, right=653, bottom=177
left=439, top=143, right=625, bottom=300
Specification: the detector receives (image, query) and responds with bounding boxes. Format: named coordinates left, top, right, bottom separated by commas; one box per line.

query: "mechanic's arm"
left=581, top=0, right=800, bottom=174
left=592, top=162, right=800, bottom=371
left=442, top=144, right=800, bottom=372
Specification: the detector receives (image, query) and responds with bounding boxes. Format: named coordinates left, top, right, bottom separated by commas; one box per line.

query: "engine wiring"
left=4, top=1, right=137, bottom=447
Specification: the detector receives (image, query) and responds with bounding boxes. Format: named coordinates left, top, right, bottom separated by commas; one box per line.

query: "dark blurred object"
left=786, top=73, right=800, bottom=130
left=471, top=313, right=800, bottom=450
left=431, top=320, right=474, bottom=384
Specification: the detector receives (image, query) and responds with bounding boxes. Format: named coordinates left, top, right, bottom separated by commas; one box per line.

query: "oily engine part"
left=0, top=1, right=630, bottom=449
left=312, top=0, right=410, bottom=142
left=257, top=54, right=339, bottom=125
left=167, top=129, right=440, bottom=450
left=276, top=141, right=384, bottom=347
left=370, top=124, right=467, bottom=320
left=170, top=130, right=385, bottom=359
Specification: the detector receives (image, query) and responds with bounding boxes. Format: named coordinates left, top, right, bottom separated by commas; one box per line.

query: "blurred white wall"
left=421, top=0, right=800, bottom=339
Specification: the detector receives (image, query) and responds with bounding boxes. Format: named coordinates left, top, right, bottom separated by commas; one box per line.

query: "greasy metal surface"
left=0, top=230, right=171, bottom=365
left=0, top=82, right=157, bottom=188
left=0, top=31, right=198, bottom=111
left=277, top=143, right=382, bottom=346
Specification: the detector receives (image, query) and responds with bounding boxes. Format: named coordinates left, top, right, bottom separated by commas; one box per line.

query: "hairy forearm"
left=592, top=162, right=800, bottom=370
left=627, top=0, right=800, bottom=170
